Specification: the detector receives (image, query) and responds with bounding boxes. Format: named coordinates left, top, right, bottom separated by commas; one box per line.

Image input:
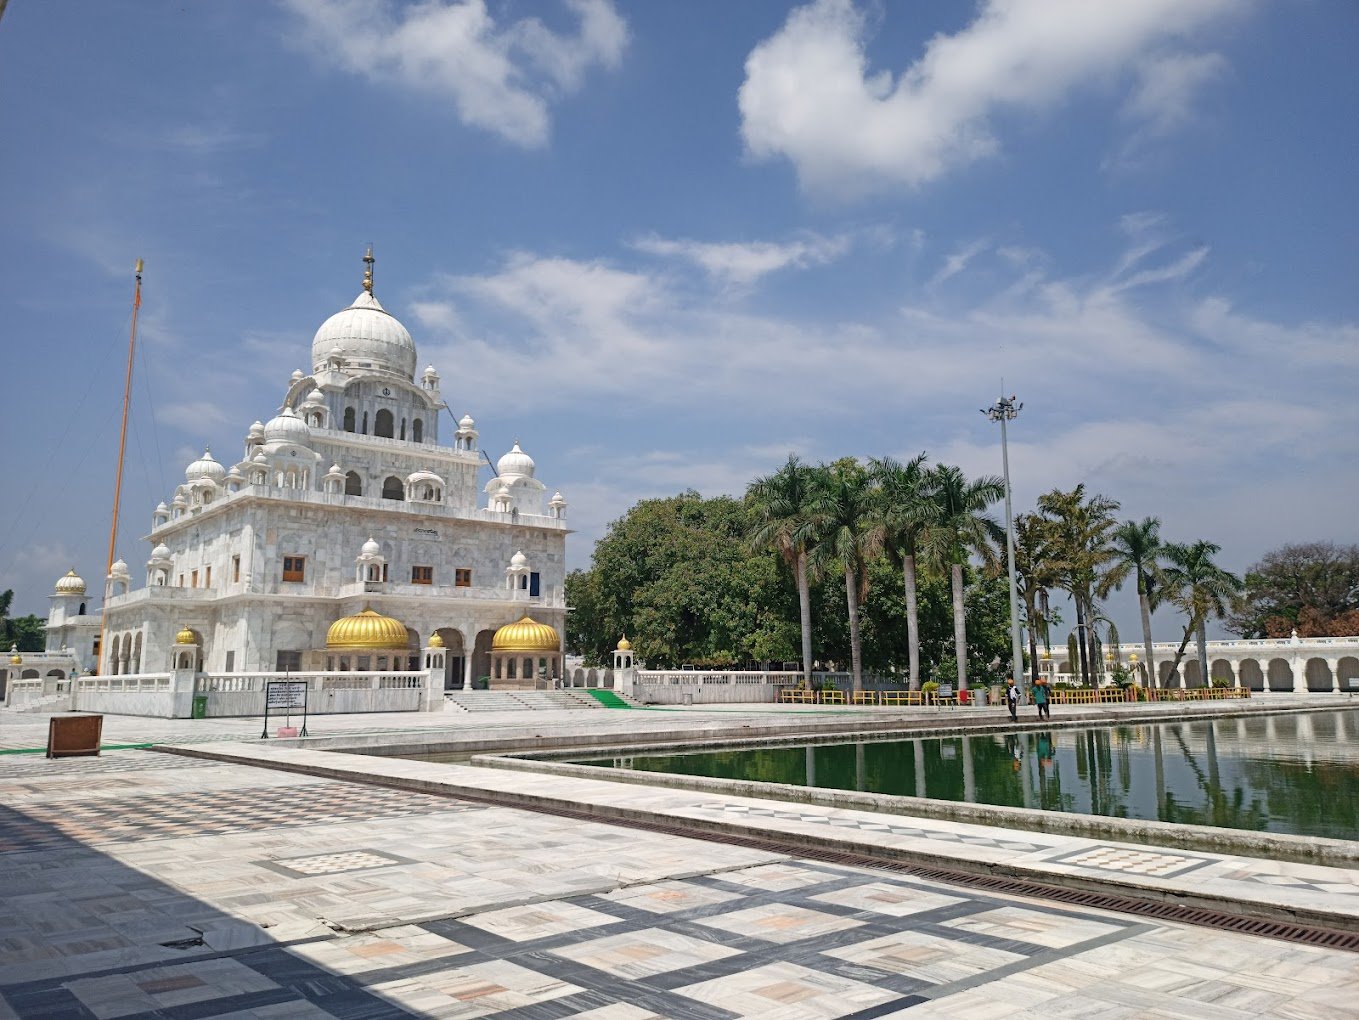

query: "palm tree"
left=1036, top=486, right=1122, bottom=687
left=806, top=463, right=879, bottom=695
left=1013, top=513, right=1060, bottom=684
left=920, top=465, right=1004, bottom=693
left=867, top=453, right=937, bottom=690
left=1161, top=540, right=1244, bottom=688
left=747, top=455, right=825, bottom=685
left=1111, top=517, right=1164, bottom=688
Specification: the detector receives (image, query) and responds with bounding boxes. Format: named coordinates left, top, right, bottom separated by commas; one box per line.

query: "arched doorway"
left=435, top=628, right=466, bottom=690
left=1306, top=657, right=1333, bottom=693
left=1210, top=659, right=1234, bottom=686
left=375, top=409, right=394, bottom=438
left=1184, top=660, right=1204, bottom=688
left=1267, top=657, right=1292, bottom=692
left=1238, top=658, right=1264, bottom=691
left=1158, top=661, right=1180, bottom=688
left=1338, top=656, right=1359, bottom=693
left=472, top=629, right=496, bottom=688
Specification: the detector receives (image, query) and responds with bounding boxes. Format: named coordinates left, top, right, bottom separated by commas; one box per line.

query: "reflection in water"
left=571, top=711, right=1359, bottom=840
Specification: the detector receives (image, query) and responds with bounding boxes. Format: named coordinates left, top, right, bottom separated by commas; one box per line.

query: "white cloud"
left=283, top=0, right=627, bottom=147
left=631, top=232, right=852, bottom=287
left=929, top=238, right=990, bottom=287
left=738, top=0, right=1241, bottom=195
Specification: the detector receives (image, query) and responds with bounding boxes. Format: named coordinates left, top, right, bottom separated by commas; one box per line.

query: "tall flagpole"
left=99, top=258, right=142, bottom=674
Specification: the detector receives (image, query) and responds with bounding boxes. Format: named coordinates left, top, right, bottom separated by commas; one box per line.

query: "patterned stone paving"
left=685, top=802, right=1054, bottom=853
left=0, top=781, right=482, bottom=853
left=1049, top=844, right=1217, bottom=878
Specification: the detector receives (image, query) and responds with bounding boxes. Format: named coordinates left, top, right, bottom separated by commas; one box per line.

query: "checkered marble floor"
left=0, top=780, right=482, bottom=853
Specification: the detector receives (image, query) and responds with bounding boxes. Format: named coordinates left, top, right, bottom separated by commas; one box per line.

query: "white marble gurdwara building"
left=96, top=253, right=568, bottom=690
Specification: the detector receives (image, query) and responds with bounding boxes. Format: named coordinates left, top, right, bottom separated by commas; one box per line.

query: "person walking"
left=1033, top=676, right=1050, bottom=720
left=1005, top=677, right=1020, bottom=723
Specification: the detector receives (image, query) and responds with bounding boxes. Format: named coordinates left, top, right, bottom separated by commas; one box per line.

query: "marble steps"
left=443, top=690, right=609, bottom=713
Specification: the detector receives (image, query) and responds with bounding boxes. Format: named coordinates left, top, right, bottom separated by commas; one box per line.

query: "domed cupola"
left=497, top=440, right=536, bottom=478
left=263, top=407, right=310, bottom=446
left=54, top=569, right=86, bottom=595
left=310, top=248, right=417, bottom=381
left=185, top=448, right=225, bottom=483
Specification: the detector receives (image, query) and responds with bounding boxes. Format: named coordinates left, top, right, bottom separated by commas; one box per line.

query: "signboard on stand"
left=262, top=679, right=309, bottom=738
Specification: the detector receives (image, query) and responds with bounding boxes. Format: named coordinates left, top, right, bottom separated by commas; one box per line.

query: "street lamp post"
left=983, top=394, right=1025, bottom=690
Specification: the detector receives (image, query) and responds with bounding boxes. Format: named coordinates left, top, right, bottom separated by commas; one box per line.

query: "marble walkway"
left=0, top=705, right=1356, bottom=1018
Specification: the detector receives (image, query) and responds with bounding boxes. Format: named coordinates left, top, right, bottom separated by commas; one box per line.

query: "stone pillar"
left=1291, top=655, right=1307, bottom=693
left=1328, top=658, right=1341, bottom=693
left=1229, top=660, right=1241, bottom=689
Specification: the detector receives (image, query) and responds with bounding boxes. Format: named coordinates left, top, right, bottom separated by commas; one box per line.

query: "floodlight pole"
left=984, top=394, right=1025, bottom=689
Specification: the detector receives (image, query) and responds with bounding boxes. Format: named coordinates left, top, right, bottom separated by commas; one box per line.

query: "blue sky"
left=1, top=0, right=1355, bottom=642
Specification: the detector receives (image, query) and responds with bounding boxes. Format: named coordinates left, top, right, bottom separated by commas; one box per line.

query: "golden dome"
left=54, top=569, right=87, bottom=595
left=616, top=635, right=632, bottom=652
left=1041, top=648, right=1051, bottom=660
left=175, top=625, right=197, bottom=645
left=428, top=632, right=444, bottom=648
left=9, top=645, right=21, bottom=665
left=327, top=608, right=409, bottom=650
left=492, top=614, right=560, bottom=653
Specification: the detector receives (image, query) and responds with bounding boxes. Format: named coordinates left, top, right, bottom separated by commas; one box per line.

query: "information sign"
left=262, top=679, right=310, bottom=737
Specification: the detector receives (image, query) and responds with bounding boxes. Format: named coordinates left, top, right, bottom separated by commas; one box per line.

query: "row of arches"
left=107, top=631, right=144, bottom=675
left=342, top=407, right=424, bottom=442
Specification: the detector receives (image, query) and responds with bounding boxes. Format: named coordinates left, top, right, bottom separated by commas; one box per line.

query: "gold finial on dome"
left=617, top=635, right=632, bottom=651
left=175, top=625, right=196, bottom=645
left=362, top=245, right=375, bottom=294
left=428, top=632, right=445, bottom=648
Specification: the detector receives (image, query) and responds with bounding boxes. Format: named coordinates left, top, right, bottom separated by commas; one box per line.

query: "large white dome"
left=312, top=290, right=416, bottom=380
left=497, top=441, right=536, bottom=478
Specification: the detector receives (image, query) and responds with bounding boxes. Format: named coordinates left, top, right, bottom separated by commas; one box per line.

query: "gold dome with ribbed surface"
left=492, top=615, right=560, bottom=653
left=428, top=632, right=444, bottom=648
left=616, top=635, right=631, bottom=651
left=175, top=625, right=197, bottom=645
left=326, top=608, right=409, bottom=650
left=54, top=569, right=87, bottom=595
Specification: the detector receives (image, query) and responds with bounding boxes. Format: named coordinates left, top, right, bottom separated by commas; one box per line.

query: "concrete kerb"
left=472, top=753, right=1358, bottom=869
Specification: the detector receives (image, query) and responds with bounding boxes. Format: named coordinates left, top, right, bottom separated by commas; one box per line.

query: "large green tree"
left=747, top=454, right=826, bottom=684
left=567, top=491, right=795, bottom=667
left=1036, top=485, right=1121, bottom=687
left=1012, top=513, right=1060, bottom=684
left=0, top=589, right=46, bottom=653
left=868, top=453, right=937, bottom=690
left=806, top=461, right=879, bottom=694
left=1111, top=517, right=1164, bottom=688
left=920, top=465, right=1004, bottom=692
left=1161, top=540, right=1244, bottom=686
left=1227, top=542, right=1359, bottom=638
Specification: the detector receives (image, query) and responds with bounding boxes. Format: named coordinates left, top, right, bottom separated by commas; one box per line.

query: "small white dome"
left=110, top=559, right=129, bottom=576
left=264, top=407, right=310, bottom=445
left=458, top=413, right=476, bottom=429
left=303, top=388, right=326, bottom=406
left=54, top=569, right=86, bottom=595
left=225, top=465, right=243, bottom=479
left=311, top=291, right=417, bottom=380
left=171, top=493, right=188, bottom=507
left=325, top=463, right=344, bottom=477
left=252, top=451, right=268, bottom=464
left=423, top=364, right=439, bottom=378
left=150, top=544, right=171, bottom=561
left=497, top=441, right=535, bottom=478
left=185, top=449, right=225, bottom=482
left=510, top=550, right=528, bottom=567
left=290, top=369, right=305, bottom=381
left=155, top=501, right=169, bottom=513
left=248, top=420, right=265, bottom=438
left=550, top=490, right=566, bottom=506
left=360, top=537, right=382, bottom=557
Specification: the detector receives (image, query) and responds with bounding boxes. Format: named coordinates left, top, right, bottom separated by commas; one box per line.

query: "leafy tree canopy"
left=1227, top=542, right=1359, bottom=637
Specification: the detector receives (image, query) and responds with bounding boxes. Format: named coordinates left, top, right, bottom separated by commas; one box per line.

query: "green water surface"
left=570, top=711, right=1359, bottom=840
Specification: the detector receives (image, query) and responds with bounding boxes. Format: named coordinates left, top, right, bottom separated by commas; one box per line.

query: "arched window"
left=78, top=603, right=86, bottom=616
left=412, top=418, right=423, bottom=443
left=375, top=409, right=394, bottom=438
left=344, top=471, right=362, bottom=496
left=343, top=407, right=356, bottom=432
left=362, top=411, right=369, bottom=434
left=400, top=419, right=406, bottom=440
left=382, top=476, right=405, bottom=501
